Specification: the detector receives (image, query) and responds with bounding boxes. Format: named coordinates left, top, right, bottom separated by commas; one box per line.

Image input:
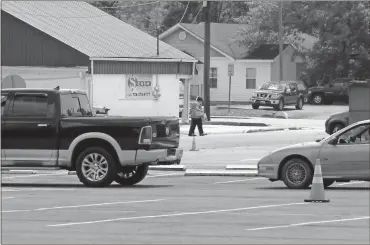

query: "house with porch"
left=1, top=1, right=197, bottom=118
left=159, top=22, right=317, bottom=104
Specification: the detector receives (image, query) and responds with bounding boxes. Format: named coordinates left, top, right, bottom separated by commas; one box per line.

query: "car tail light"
left=138, top=126, right=152, bottom=145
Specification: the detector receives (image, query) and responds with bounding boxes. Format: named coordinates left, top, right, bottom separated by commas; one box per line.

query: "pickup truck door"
left=1, top=92, right=10, bottom=163
left=2, top=92, right=59, bottom=167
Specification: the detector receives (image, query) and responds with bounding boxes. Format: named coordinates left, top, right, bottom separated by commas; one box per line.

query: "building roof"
left=160, top=22, right=318, bottom=60
left=243, top=44, right=290, bottom=60
left=2, top=1, right=196, bottom=61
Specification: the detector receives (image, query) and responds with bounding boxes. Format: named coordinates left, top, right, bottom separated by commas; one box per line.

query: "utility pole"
left=278, top=0, right=284, bottom=81
left=203, top=0, right=211, bottom=121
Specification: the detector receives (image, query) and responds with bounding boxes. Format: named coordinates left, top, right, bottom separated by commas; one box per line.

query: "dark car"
left=325, top=111, right=349, bottom=134
left=1, top=88, right=182, bottom=187
left=251, top=81, right=305, bottom=111
left=307, top=78, right=351, bottom=105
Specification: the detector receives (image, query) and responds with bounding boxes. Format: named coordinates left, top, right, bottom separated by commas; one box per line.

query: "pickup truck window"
left=11, top=93, right=48, bottom=116
left=61, top=93, right=92, bottom=117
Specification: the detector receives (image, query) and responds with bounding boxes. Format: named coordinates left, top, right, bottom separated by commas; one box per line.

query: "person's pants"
left=188, top=118, right=204, bottom=136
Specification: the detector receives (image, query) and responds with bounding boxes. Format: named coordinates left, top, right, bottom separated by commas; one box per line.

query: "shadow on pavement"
left=1, top=182, right=174, bottom=189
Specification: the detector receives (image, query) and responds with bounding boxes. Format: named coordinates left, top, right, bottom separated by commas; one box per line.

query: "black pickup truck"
left=1, top=88, right=182, bottom=187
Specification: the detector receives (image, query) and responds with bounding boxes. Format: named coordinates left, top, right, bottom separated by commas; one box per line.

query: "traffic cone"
left=304, top=159, right=330, bottom=203
left=190, top=135, right=198, bottom=151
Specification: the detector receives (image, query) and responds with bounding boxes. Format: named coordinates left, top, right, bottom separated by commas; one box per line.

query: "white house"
left=1, top=1, right=197, bottom=119
left=159, top=22, right=317, bottom=104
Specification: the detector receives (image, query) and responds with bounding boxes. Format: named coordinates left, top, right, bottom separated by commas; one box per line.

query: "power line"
left=179, top=1, right=190, bottom=24
left=192, top=5, right=203, bottom=24
left=96, top=1, right=161, bottom=9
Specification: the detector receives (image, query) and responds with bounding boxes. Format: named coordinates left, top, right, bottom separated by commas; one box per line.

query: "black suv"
left=251, top=81, right=305, bottom=111
left=1, top=88, right=182, bottom=187
left=307, top=78, right=350, bottom=105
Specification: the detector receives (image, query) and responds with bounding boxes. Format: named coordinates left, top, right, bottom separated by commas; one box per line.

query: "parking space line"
left=147, top=173, right=184, bottom=178
left=245, top=216, right=370, bottom=231
left=2, top=199, right=165, bottom=213
left=213, top=178, right=264, bottom=184
left=48, top=202, right=307, bottom=227
left=336, top=181, right=368, bottom=186
left=2, top=172, right=66, bottom=179
left=2, top=197, right=16, bottom=200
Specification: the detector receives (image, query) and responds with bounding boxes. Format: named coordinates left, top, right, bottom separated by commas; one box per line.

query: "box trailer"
left=348, top=80, right=370, bottom=124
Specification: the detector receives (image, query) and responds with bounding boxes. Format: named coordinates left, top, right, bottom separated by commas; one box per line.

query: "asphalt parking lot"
left=2, top=171, right=369, bottom=244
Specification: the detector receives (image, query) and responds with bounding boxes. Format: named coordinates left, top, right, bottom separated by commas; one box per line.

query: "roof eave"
left=236, top=59, right=274, bottom=63
left=90, top=57, right=198, bottom=63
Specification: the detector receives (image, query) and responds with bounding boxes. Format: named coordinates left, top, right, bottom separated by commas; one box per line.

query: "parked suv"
left=307, top=78, right=350, bottom=105
left=251, top=81, right=305, bottom=111
left=1, top=88, right=183, bottom=187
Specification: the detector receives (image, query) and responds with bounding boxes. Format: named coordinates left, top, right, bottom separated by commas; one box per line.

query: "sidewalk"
left=180, top=117, right=324, bottom=135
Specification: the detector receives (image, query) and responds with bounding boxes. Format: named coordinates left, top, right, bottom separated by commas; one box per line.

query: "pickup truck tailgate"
left=149, top=118, right=180, bottom=149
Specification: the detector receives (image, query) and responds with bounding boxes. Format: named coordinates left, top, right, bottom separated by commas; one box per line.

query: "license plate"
left=260, top=101, right=266, bottom=104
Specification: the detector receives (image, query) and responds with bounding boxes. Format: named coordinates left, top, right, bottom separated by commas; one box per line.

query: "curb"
left=180, top=121, right=268, bottom=127
left=180, top=126, right=303, bottom=135
left=68, top=171, right=76, bottom=175
left=225, top=165, right=257, bottom=170
left=149, top=165, right=187, bottom=171
left=184, top=169, right=258, bottom=177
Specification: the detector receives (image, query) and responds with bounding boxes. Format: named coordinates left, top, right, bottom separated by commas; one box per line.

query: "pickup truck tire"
left=295, top=97, right=303, bottom=110
left=274, top=99, right=284, bottom=111
left=252, top=104, right=259, bottom=109
left=75, top=147, right=117, bottom=187
left=312, top=93, right=323, bottom=105
left=114, top=164, right=149, bottom=186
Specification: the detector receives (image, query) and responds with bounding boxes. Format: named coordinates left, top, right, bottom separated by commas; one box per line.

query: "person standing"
left=188, top=96, right=207, bottom=136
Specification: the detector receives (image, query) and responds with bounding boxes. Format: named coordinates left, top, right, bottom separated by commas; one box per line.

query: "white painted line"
left=336, top=181, right=368, bottom=186
left=2, top=199, right=165, bottom=213
left=1, top=188, right=75, bottom=192
left=246, top=216, right=370, bottom=231
left=149, top=165, right=186, bottom=171
left=185, top=169, right=258, bottom=177
left=213, top=178, right=264, bottom=184
left=2, top=172, right=66, bottom=179
left=47, top=202, right=307, bottom=227
left=1, top=189, right=21, bottom=192
left=2, top=197, right=16, bottom=200
left=147, top=173, right=184, bottom=178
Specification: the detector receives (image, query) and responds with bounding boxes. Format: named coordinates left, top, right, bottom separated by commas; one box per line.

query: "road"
left=2, top=172, right=369, bottom=244
left=178, top=129, right=328, bottom=169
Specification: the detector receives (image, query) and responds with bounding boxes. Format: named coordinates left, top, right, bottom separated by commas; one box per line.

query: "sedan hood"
left=271, top=141, right=322, bottom=154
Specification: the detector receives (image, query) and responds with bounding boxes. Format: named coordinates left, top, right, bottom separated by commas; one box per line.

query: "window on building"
left=209, top=68, right=218, bottom=88
left=11, top=93, right=48, bottom=117
left=246, top=68, right=257, bottom=89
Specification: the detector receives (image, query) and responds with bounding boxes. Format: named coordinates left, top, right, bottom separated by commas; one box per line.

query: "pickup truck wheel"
left=281, top=158, right=313, bottom=189
left=295, top=97, right=303, bottom=110
left=115, top=164, right=149, bottom=186
left=275, top=99, right=284, bottom=111
left=75, top=147, right=116, bottom=187
left=312, top=93, right=323, bottom=105
left=252, top=104, right=259, bottom=109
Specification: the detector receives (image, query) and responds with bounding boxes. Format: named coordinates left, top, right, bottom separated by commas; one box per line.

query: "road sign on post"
left=228, top=63, right=234, bottom=77
left=228, top=63, right=234, bottom=113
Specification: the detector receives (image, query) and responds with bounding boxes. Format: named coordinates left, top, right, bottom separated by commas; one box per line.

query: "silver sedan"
left=258, top=119, right=370, bottom=189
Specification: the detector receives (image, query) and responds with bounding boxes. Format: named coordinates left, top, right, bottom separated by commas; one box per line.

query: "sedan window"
left=337, top=124, right=370, bottom=145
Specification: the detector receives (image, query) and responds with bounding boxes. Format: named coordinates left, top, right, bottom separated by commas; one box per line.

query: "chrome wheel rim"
left=117, top=166, right=138, bottom=179
left=313, top=95, right=322, bottom=104
left=286, top=163, right=306, bottom=185
left=81, top=153, right=108, bottom=182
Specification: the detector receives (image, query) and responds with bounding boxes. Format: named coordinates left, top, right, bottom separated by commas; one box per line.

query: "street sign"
left=228, top=63, right=234, bottom=77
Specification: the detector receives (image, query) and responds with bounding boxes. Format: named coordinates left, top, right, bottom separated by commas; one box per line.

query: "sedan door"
left=319, top=123, right=370, bottom=179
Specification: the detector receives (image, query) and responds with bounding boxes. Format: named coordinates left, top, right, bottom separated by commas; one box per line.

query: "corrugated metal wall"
left=93, top=60, right=193, bottom=75
left=1, top=11, right=89, bottom=67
